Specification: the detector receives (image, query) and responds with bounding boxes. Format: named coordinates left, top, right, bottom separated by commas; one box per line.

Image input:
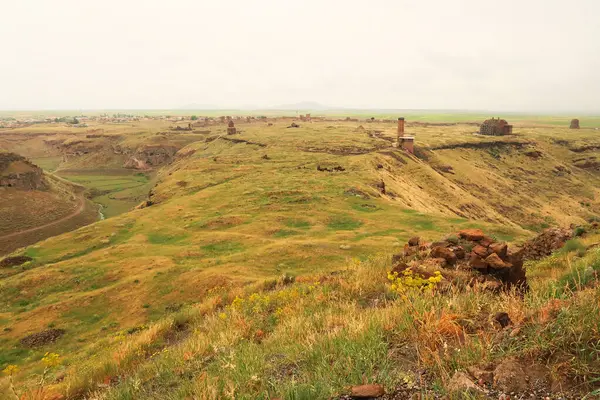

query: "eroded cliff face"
left=123, top=145, right=179, bottom=170
left=0, top=152, right=48, bottom=190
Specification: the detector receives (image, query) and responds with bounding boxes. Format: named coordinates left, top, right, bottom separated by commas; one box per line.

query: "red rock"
left=408, top=236, right=420, bottom=246
left=391, top=254, right=403, bottom=265
left=350, top=384, right=385, bottom=398
left=453, top=246, right=466, bottom=259
left=430, top=246, right=457, bottom=266
left=418, top=242, right=431, bottom=251
left=429, top=257, right=448, bottom=269
left=485, top=253, right=512, bottom=270
left=459, top=229, right=485, bottom=241
left=490, top=242, right=508, bottom=258
left=403, top=244, right=418, bottom=257
left=390, top=262, right=410, bottom=275
left=472, top=245, right=490, bottom=257
left=480, top=236, right=494, bottom=247
left=469, top=254, right=488, bottom=270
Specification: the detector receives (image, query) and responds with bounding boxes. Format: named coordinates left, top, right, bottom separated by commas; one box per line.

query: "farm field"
left=56, top=171, right=155, bottom=218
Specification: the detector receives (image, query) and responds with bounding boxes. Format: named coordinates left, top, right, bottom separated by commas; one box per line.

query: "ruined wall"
left=479, top=118, right=513, bottom=136
left=570, top=119, right=580, bottom=129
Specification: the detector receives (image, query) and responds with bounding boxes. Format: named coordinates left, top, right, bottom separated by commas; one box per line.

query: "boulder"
left=452, top=246, right=466, bottom=260
left=447, top=371, right=486, bottom=395
left=459, top=229, right=485, bottom=241
left=408, top=236, right=420, bottom=247
left=430, top=246, right=457, bottom=266
left=350, top=384, right=385, bottom=398
left=403, top=244, right=418, bottom=257
left=480, top=236, right=494, bottom=247
left=485, top=253, right=512, bottom=270
left=390, top=262, right=410, bottom=275
left=472, top=245, right=490, bottom=258
left=489, top=242, right=508, bottom=258
left=468, top=254, right=488, bottom=270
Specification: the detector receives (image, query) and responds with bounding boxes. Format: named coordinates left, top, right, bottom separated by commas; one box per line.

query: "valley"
left=1, top=113, right=600, bottom=399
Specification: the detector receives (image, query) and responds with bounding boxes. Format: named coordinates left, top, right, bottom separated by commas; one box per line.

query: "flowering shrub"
left=387, top=268, right=442, bottom=294
left=2, top=364, right=19, bottom=376
left=41, top=352, right=61, bottom=368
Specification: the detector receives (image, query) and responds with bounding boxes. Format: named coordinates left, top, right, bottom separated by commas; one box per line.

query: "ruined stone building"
left=479, top=118, right=513, bottom=136
left=570, top=119, right=580, bottom=129
left=227, top=120, right=237, bottom=135
left=396, top=117, right=414, bottom=154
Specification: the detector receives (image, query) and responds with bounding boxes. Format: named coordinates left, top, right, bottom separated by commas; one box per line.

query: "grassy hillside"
left=1, top=118, right=600, bottom=398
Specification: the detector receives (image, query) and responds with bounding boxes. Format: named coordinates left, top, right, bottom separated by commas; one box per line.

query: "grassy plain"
left=1, top=114, right=600, bottom=398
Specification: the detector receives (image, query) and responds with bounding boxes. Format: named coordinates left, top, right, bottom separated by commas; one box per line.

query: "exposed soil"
left=217, top=136, right=267, bottom=147
left=429, top=140, right=527, bottom=151
left=0, top=193, right=86, bottom=241
left=0, top=255, right=32, bottom=268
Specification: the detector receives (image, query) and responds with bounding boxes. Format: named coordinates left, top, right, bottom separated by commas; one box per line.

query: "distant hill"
left=178, top=103, right=221, bottom=110
left=269, top=101, right=331, bottom=110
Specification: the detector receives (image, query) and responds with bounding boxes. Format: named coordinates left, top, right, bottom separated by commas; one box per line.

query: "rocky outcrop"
left=0, top=152, right=48, bottom=190
left=20, top=328, right=65, bottom=347
left=124, top=145, right=179, bottom=170
left=517, top=227, right=572, bottom=260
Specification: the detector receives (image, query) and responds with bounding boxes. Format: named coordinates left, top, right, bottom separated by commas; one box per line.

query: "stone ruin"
left=393, top=228, right=528, bottom=292
left=570, top=119, right=580, bottom=129
left=396, top=117, right=415, bottom=154
left=392, top=226, right=583, bottom=293
left=479, top=118, right=513, bottom=136
left=227, top=120, right=237, bottom=135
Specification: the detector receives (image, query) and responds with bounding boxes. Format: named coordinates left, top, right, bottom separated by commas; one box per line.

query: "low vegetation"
left=1, top=114, right=600, bottom=398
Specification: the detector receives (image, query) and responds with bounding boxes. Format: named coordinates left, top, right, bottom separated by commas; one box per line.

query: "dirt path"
left=0, top=194, right=87, bottom=241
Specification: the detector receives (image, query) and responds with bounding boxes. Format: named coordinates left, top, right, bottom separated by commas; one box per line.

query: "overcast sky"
left=1, top=0, right=599, bottom=112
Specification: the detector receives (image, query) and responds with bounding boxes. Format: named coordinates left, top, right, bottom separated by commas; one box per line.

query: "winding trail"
left=0, top=194, right=87, bottom=241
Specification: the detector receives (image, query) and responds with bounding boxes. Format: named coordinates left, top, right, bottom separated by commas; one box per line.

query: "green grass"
left=201, top=241, right=245, bottom=257
left=327, top=216, right=363, bottom=230
left=283, top=219, right=311, bottom=229
left=147, top=233, right=189, bottom=245
left=57, top=171, right=154, bottom=218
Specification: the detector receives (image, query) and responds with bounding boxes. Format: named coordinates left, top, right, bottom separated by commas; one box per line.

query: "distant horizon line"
left=1, top=108, right=598, bottom=115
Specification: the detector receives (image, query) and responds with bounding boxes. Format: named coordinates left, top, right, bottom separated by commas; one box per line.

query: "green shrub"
left=561, top=239, right=586, bottom=254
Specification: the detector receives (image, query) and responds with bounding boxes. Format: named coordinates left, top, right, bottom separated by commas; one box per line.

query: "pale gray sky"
left=1, top=0, right=599, bottom=112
